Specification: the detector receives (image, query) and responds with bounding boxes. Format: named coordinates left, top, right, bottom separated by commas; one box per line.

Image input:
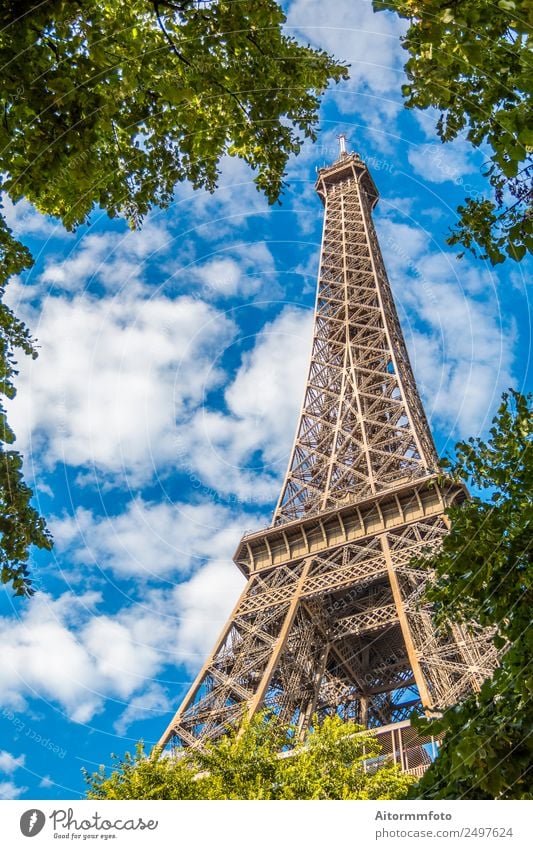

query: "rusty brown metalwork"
left=158, top=145, right=497, bottom=765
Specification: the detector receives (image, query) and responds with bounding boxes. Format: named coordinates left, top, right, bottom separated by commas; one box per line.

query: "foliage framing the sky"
left=1, top=0, right=347, bottom=220
left=375, top=0, right=533, bottom=265
left=412, top=390, right=532, bottom=799
left=0, top=217, right=53, bottom=596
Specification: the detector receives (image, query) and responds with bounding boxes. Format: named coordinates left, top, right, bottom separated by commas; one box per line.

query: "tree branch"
left=152, top=0, right=193, bottom=68
left=150, top=0, right=251, bottom=120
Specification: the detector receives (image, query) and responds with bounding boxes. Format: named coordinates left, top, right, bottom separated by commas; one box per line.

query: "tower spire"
left=338, top=132, right=347, bottom=157
left=274, top=148, right=436, bottom=524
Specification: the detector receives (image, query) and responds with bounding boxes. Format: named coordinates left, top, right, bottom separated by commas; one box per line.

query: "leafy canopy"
left=85, top=713, right=414, bottom=800
left=0, top=0, right=347, bottom=595
left=1, top=0, right=347, bottom=221
left=375, top=1, right=533, bottom=264
left=412, top=390, right=532, bottom=799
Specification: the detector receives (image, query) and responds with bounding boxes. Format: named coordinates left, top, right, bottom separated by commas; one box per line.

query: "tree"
left=411, top=390, right=532, bottom=799
left=0, top=218, right=53, bottom=596
left=375, top=1, right=532, bottom=264
left=0, top=1, right=347, bottom=595
left=84, top=713, right=414, bottom=800
left=1, top=1, right=346, bottom=221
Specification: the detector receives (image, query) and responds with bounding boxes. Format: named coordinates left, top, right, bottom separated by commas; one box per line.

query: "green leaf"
left=507, top=243, right=526, bottom=260
left=518, top=129, right=533, bottom=146
left=376, top=0, right=533, bottom=264
left=408, top=390, right=532, bottom=800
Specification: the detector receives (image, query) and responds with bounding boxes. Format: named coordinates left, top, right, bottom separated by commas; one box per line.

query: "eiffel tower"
left=159, top=137, right=496, bottom=767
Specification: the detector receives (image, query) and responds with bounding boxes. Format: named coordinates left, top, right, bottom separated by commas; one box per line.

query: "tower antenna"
left=338, top=132, right=347, bottom=157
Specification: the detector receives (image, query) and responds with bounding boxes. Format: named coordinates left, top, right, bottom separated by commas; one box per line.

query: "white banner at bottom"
left=1, top=799, right=531, bottom=848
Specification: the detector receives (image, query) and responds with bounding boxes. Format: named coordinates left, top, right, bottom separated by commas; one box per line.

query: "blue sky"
left=0, top=0, right=531, bottom=800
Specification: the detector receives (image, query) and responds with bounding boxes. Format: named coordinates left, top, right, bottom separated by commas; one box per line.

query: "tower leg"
left=244, top=558, right=312, bottom=719
left=381, top=533, right=433, bottom=709
left=159, top=513, right=497, bottom=751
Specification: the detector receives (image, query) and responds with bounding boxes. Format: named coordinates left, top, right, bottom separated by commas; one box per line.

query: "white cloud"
left=1, top=194, right=61, bottom=238
left=171, top=560, right=245, bottom=671
left=407, top=141, right=477, bottom=186
left=52, top=499, right=259, bottom=580
left=0, top=750, right=29, bottom=806
left=175, top=306, right=314, bottom=503
left=113, top=684, right=171, bottom=735
left=377, top=217, right=515, bottom=437
left=380, top=195, right=415, bottom=217
left=224, top=308, right=311, bottom=463
left=186, top=242, right=279, bottom=300
left=287, top=0, right=406, bottom=139
left=170, top=155, right=270, bottom=242
left=40, top=219, right=173, bottom=294
left=0, top=751, right=25, bottom=774
left=0, top=591, right=100, bottom=721
left=0, top=557, right=246, bottom=724
left=413, top=107, right=442, bottom=140
left=193, top=256, right=242, bottom=296
left=81, top=615, right=167, bottom=706
left=0, top=780, right=27, bottom=799
left=288, top=0, right=405, bottom=94
left=379, top=219, right=427, bottom=257
left=421, top=207, right=446, bottom=222
left=8, top=292, right=236, bottom=482
left=0, top=590, right=169, bottom=723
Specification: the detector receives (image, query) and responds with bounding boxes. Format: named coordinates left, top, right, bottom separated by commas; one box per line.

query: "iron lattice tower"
left=159, top=141, right=496, bottom=761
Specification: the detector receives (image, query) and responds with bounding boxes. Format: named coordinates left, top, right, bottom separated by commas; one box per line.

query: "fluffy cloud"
left=186, top=241, right=279, bottom=299
left=0, top=593, right=161, bottom=725
left=288, top=0, right=405, bottom=95
left=52, top=499, right=260, bottom=580
left=171, top=560, right=245, bottom=670
left=0, top=780, right=27, bottom=800
left=407, top=141, right=478, bottom=186
left=8, top=292, right=235, bottom=481
left=287, top=0, right=406, bottom=140
left=406, top=106, right=486, bottom=190
left=0, top=561, right=245, bottom=727
left=171, top=154, right=271, bottom=243
left=175, top=306, right=314, bottom=504
left=192, top=256, right=242, bottom=297
left=0, top=750, right=27, bottom=799
left=1, top=194, right=60, bottom=238
left=0, top=591, right=108, bottom=722
left=224, top=307, right=312, bottom=463
left=40, top=219, right=173, bottom=294
left=377, top=216, right=515, bottom=437
left=0, top=751, right=25, bottom=774
left=113, top=685, right=172, bottom=736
